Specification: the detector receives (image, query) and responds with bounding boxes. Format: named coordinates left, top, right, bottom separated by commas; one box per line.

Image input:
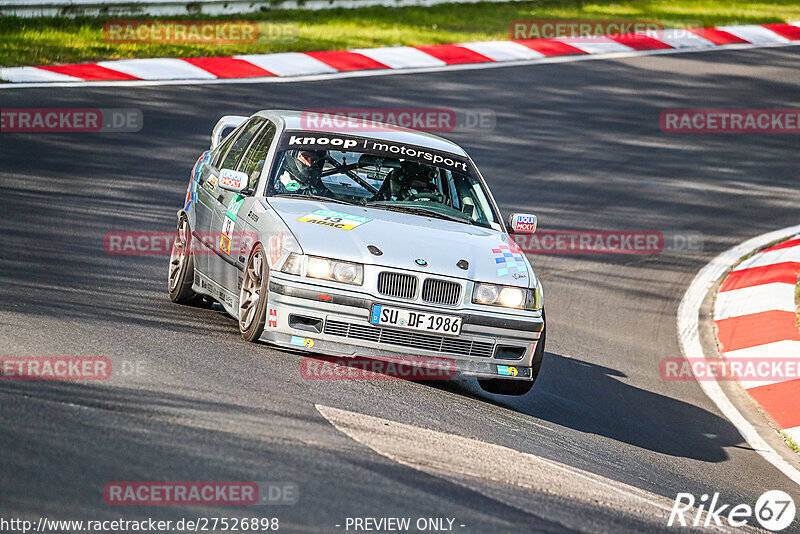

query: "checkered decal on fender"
left=492, top=244, right=526, bottom=277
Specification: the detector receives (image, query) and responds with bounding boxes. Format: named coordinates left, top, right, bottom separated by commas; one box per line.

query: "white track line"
left=554, top=36, right=634, bottom=54
left=677, top=224, right=800, bottom=487
left=713, top=282, right=797, bottom=319
left=726, top=341, right=800, bottom=389
left=96, top=58, right=217, bottom=80
left=457, top=41, right=545, bottom=61
left=234, top=52, right=338, bottom=76
left=717, top=25, right=791, bottom=44
left=2, top=40, right=800, bottom=90
left=315, top=404, right=759, bottom=532
left=656, top=29, right=717, bottom=49
left=349, top=46, right=446, bottom=69
left=0, top=67, right=82, bottom=83
left=736, top=244, right=800, bottom=271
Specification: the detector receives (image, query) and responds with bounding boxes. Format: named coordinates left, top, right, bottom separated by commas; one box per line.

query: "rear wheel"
left=239, top=243, right=269, bottom=342
left=168, top=217, right=199, bottom=304
left=478, top=312, right=546, bottom=396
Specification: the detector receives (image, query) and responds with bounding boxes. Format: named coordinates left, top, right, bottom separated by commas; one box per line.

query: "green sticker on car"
left=226, top=194, right=245, bottom=221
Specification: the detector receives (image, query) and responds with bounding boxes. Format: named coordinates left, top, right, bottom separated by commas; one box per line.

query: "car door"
left=209, top=118, right=276, bottom=297
left=192, top=127, right=242, bottom=275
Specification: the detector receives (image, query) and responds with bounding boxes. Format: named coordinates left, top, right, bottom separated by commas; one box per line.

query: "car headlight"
left=280, top=253, right=303, bottom=276
left=308, top=256, right=363, bottom=285
left=307, top=256, right=331, bottom=279
left=332, top=261, right=361, bottom=284
left=531, top=281, right=543, bottom=310
left=499, top=286, right=525, bottom=308
left=281, top=255, right=364, bottom=286
left=473, top=283, right=499, bottom=305
left=472, top=282, right=542, bottom=310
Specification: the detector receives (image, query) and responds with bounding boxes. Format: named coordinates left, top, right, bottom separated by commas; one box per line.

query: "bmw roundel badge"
left=415, top=258, right=428, bottom=266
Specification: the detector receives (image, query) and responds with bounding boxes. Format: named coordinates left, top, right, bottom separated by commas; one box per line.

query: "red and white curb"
left=2, top=23, right=800, bottom=84
left=714, top=236, right=800, bottom=446
left=679, top=225, right=800, bottom=487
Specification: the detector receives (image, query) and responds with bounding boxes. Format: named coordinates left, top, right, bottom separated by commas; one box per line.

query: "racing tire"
left=168, top=217, right=200, bottom=304
left=239, top=243, right=269, bottom=343
left=478, top=311, right=546, bottom=396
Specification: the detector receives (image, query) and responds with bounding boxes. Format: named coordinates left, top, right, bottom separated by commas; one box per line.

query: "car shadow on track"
left=0, top=380, right=641, bottom=533
left=426, top=352, right=746, bottom=463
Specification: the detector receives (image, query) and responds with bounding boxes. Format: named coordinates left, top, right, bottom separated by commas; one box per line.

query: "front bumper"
left=259, top=275, right=544, bottom=381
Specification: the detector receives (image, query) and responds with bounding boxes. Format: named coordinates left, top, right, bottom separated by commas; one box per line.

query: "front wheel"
left=239, top=243, right=269, bottom=342
left=168, top=217, right=199, bottom=304
left=478, top=312, right=546, bottom=396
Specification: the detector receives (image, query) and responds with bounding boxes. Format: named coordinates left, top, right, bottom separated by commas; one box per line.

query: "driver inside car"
left=278, top=149, right=326, bottom=194
left=394, top=161, right=440, bottom=201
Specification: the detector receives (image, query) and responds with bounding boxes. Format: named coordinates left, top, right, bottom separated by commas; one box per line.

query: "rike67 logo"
left=669, top=490, right=795, bottom=531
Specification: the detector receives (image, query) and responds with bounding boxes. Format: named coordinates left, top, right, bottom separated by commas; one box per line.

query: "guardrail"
left=0, top=0, right=514, bottom=17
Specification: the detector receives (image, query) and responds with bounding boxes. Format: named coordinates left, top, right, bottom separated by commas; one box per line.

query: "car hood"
left=268, top=198, right=534, bottom=287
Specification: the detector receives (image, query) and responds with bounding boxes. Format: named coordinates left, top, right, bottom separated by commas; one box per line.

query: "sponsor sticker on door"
left=267, top=231, right=286, bottom=266
left=219, top=168, right=248, bottom=190
left=226, top=195, right=246, bottom=221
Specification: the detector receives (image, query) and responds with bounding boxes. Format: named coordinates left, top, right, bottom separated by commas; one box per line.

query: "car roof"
left=255, top=109, right=469, bottom=157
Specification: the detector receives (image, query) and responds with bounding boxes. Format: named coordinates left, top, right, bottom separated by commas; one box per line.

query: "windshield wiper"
left=366, top=203, right=476, bottom=225
left=272, top=194, right=353, bottom=206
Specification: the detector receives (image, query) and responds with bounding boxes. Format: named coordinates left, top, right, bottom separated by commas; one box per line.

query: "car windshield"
left=265, top=132, right=501, bottom=229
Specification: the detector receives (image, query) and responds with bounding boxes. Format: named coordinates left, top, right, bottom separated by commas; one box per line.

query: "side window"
left=238, top=122, right=277, bottom=190
left=453, top=172, right=490, bottom=224
left=220, top=118, right=265, bottom=171
left=210, top=129, right=238, bottom=169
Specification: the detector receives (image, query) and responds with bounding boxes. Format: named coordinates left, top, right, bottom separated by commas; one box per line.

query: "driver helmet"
left=286, top=149, right=326, bottom=186
left=398, top=161, right=437, bottom=194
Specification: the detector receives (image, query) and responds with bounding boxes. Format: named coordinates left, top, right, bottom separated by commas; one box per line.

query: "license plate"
left=370, top=304, right=462, bottom=336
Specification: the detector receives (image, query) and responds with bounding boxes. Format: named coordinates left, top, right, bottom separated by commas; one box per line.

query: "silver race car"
left=169, top=110, right=545, bottom=395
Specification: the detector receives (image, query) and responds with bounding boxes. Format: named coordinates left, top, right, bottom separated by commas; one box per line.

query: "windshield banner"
left=279, top=131, right=469, bottom=174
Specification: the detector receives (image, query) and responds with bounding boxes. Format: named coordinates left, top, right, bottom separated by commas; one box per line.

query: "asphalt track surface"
left=2, top=47, right=800, bottom=533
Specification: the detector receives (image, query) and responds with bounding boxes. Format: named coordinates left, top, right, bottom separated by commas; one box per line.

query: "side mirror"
left=219, top=168, right=249, bottom=193
left=508, top=213, right=537, bottom=234
left=211, top=115, right=247, bottom=149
